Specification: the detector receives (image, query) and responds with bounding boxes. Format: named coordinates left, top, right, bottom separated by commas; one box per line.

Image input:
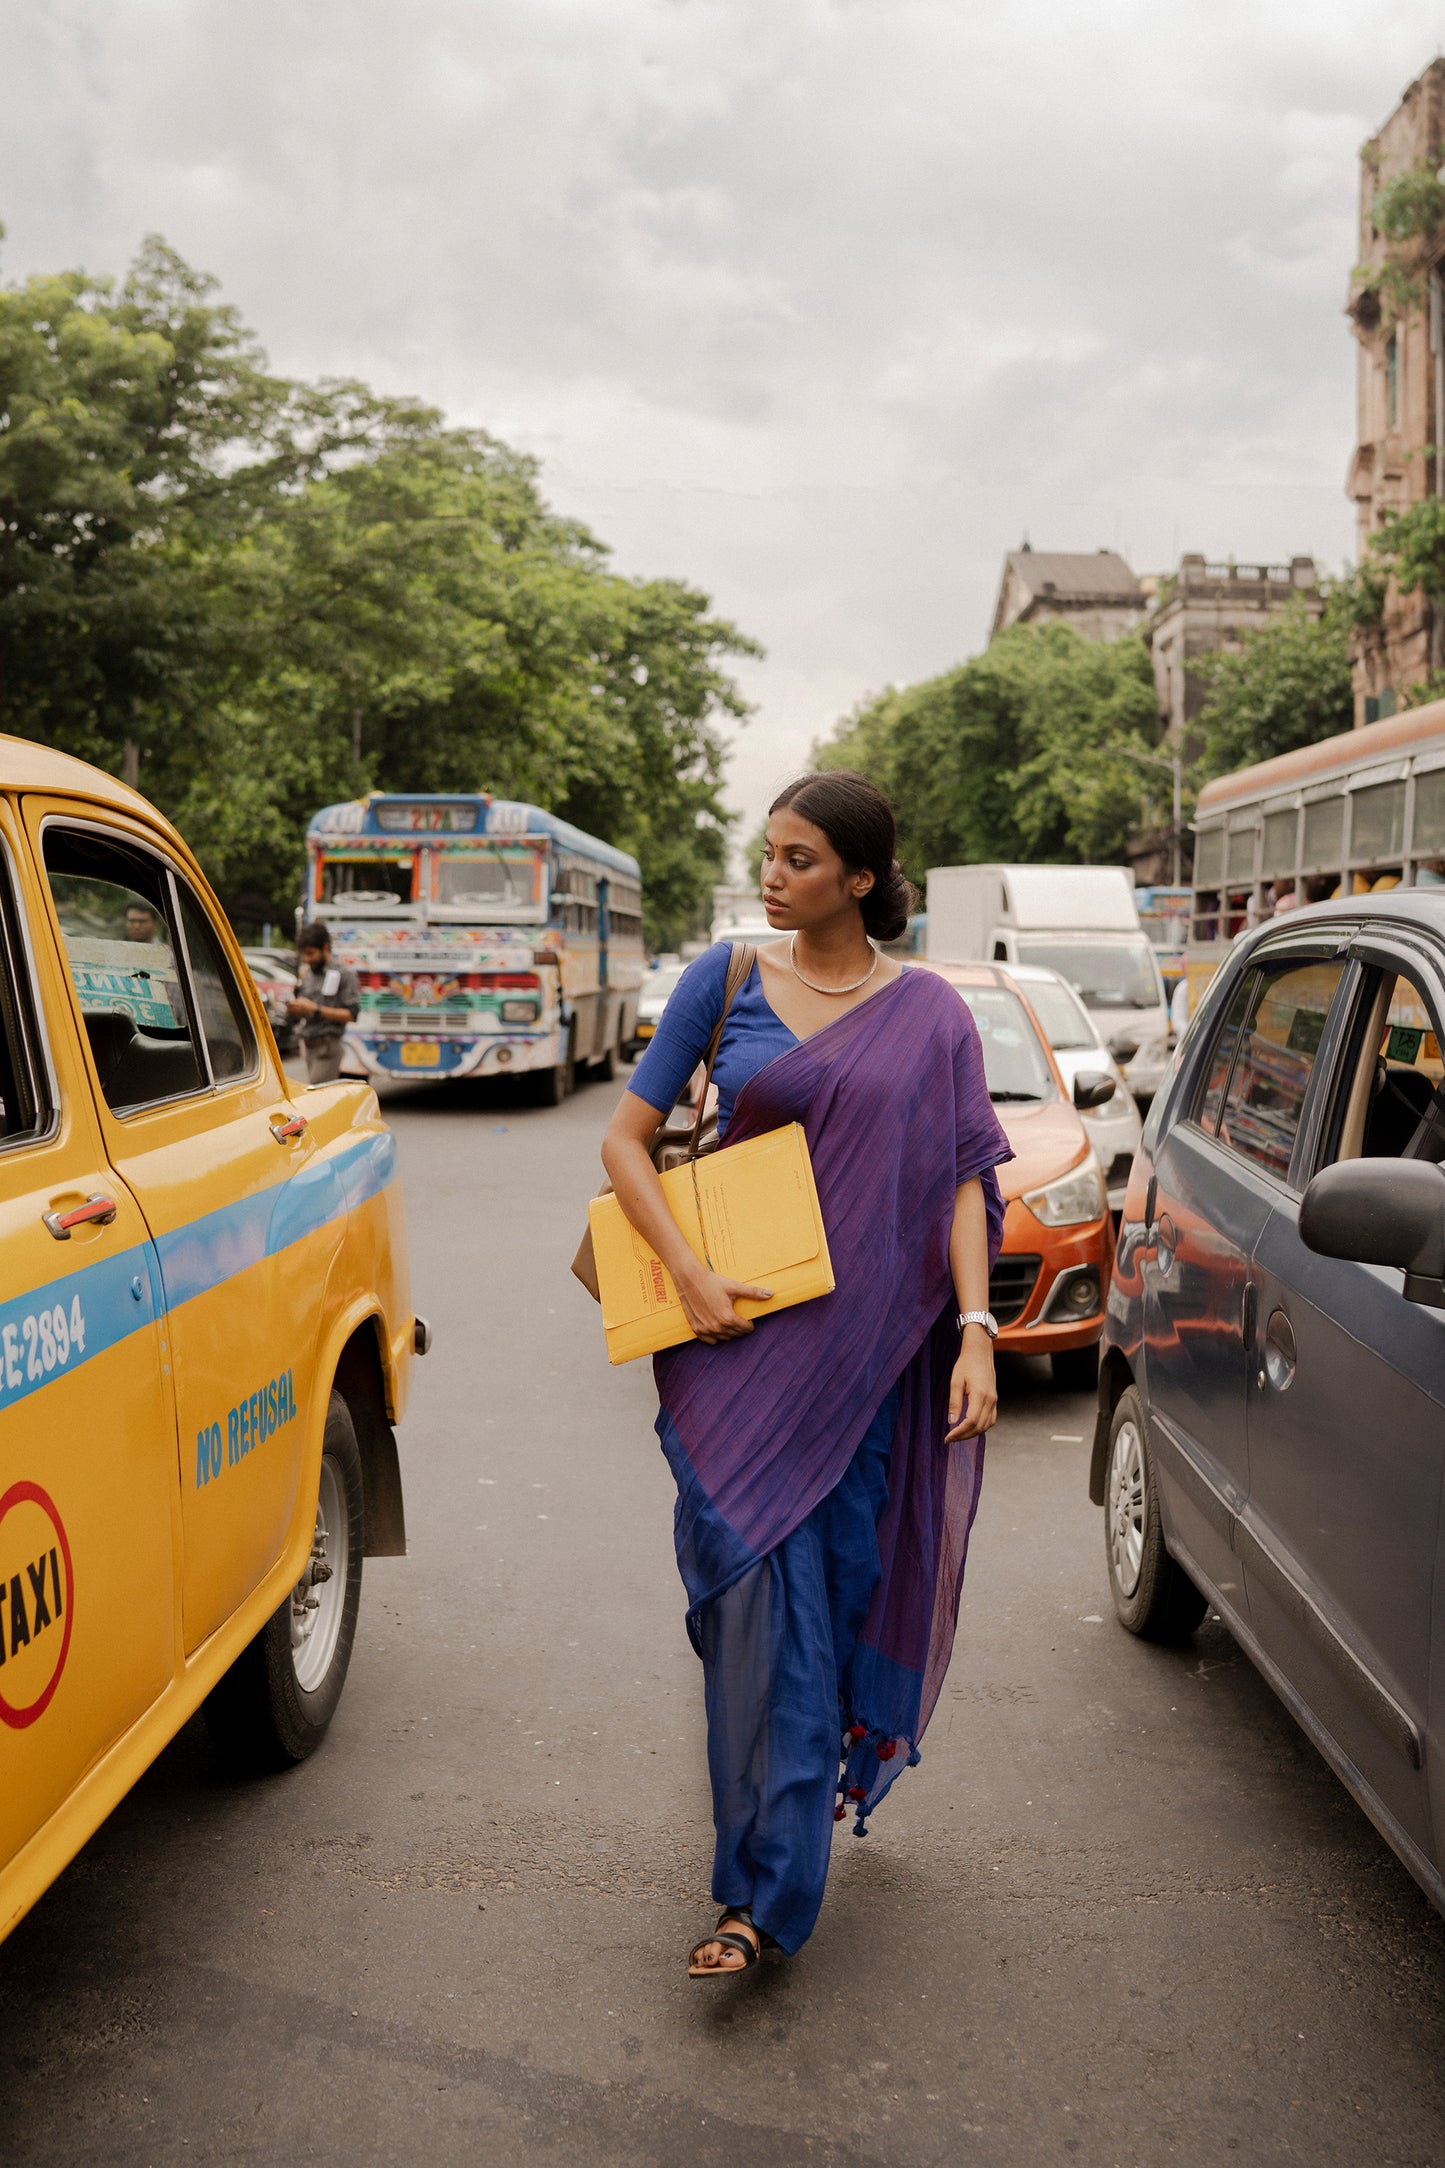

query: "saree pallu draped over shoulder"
left=654, top=967, right=1012, bottom=1831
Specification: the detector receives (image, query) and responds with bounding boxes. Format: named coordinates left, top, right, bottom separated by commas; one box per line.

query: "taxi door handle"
left=270, top=1115, right=309, bottom=1144
left=43, top=1194, right=118, bottom=1241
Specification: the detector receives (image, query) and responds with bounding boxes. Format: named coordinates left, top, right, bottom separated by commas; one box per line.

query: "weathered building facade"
left=988, top=546, right=1146, bottom=643
left=1346, top=59, right=1445, bottom=721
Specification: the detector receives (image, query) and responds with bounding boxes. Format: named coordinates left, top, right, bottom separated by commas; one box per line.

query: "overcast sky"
left=4, top=0, right=1442, bottom=848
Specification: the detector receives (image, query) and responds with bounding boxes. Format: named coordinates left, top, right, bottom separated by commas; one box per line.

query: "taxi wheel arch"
left=202, top=1391, right=364, bottom=1771
left=334, top=1322, right=406, bottom=1558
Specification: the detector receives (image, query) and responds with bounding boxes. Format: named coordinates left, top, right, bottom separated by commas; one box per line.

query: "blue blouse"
left=629, top=943, right=797, bottom=1138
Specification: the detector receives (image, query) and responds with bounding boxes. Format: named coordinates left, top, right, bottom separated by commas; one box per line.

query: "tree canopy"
left=1192, top=597, right=1355, bottom=780
left=813, top=622, right=1159, bottom=886
left=0, top=233, right=755, bottom=944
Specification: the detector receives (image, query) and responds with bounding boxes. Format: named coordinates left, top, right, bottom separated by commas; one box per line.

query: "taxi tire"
left=1104, top=1386, right=1208, bottom=1644
left=203, top=1391, right=365, bottom=1771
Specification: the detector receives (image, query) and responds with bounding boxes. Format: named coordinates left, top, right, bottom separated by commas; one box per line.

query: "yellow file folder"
left=588, top=1122, right=834, bottom=1364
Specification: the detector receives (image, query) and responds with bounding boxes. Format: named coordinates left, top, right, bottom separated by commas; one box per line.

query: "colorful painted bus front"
left=303, top=795, right=645, bottom=1099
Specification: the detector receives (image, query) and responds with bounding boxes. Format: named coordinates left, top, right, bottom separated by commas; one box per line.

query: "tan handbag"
left=570, top=941, right=757, bottom=1301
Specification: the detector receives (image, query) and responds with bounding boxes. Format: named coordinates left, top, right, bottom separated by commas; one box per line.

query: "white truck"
left=925, top=864, right=1170, bottom=1103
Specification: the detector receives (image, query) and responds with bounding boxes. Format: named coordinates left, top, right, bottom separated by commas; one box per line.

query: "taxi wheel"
left=1104, top=1386, right=1208, bottom=1644
left=203, top=1391, right=365, bottom=1771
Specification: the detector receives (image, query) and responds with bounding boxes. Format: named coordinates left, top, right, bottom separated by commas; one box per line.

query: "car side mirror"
left=1299, top=1159, right=1445, bottom=1309
left=1073, top=1069, right=1117, bottom=1111
left=1108, top=1033, right=1139, bottom=1065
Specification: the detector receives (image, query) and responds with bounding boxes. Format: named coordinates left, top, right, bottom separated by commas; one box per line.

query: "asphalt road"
left=4, top=1071, right=1445, bottom=2166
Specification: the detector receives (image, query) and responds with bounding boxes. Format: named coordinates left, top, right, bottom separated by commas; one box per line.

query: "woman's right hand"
left=677, top=1267, right=774, bottom=1343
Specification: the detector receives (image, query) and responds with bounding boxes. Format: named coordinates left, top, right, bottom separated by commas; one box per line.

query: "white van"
left=926, top=865, right=1169, bottom=1102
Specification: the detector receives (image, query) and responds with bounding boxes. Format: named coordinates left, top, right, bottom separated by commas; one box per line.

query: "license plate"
left=400, top=1041, right=440, bottom=1067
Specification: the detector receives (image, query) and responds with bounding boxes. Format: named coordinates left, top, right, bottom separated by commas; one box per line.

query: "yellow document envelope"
left=588, top=1123, right=834, bottom=1364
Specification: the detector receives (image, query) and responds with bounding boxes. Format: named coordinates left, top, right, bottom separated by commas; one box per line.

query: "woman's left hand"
left=945, top=1333, right=997, bottom=1441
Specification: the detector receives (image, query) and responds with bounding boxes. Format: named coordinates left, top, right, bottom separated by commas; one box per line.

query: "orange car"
left=921, top=960, right=1116, bottom=1390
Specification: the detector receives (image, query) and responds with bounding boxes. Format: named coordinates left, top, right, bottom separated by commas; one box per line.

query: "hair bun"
left=863, top=860, right=917, bottom=945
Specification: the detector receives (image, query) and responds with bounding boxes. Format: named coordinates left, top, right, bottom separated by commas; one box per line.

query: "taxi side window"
left=0, top=853, right=49, bottom=1146
left=1196, top=958, right=1346, bottom=1183
left=174, top=883, right=256, bottom=1082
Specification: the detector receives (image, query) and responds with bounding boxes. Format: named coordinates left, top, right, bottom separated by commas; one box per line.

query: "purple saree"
left=654, top=966, right=1013, bottom=1838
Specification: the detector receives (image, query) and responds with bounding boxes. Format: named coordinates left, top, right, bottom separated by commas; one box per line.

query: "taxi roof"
left=1, top=734, right=166, bottom=828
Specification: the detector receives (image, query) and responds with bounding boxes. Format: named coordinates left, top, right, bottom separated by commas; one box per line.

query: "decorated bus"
left=302, top=794, right=644, bottom=1100
left=1187, top=699, right=1445, bottom=1009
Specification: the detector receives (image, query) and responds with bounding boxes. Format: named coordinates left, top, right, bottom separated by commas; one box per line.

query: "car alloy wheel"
left=1107, top=1413, right=1146, bottom=1600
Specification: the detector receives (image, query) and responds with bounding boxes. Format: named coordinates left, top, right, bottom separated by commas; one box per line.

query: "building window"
left=1387, top=333, right=1399, bottom=430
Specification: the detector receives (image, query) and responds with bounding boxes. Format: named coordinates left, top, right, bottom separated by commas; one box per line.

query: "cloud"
left=1, top=0, right=1434, bottom=842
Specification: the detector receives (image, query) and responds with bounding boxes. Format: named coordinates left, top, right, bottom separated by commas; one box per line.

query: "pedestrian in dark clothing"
left=287, top=922, right=360, bottom=1084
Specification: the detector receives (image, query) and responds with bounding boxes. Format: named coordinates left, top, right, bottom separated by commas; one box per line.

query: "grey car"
left=1092, top=894, right=1445, bottom=1913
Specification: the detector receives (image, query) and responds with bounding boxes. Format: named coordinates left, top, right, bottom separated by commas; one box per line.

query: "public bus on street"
left=302, top=794, right=645, bottom=1101
left=1187, top=700, right=1445, bottom=1011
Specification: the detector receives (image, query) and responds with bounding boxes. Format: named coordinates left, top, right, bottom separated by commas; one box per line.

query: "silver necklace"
left=788, top=933, right=881, bottom=995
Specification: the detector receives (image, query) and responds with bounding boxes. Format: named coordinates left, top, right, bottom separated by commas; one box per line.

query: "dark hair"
left=298, top=921, right=331, bottom=951
left=768, top=771, right=917, bottom=943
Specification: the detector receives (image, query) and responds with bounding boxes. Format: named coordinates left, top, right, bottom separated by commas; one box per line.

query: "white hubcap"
left=291, top=1454, right=348, bottom=1693
left=1108, top=1418, right=1146, bottom=1598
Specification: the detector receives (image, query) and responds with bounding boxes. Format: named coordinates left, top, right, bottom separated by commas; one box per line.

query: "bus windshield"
left=953, top=986, right=1057, bottom=1103
left=1016, top=938, right=1161, bottom=1011
left=431, top=849, right=545, bottom=921
left=317, top=853, right=417, bottom=912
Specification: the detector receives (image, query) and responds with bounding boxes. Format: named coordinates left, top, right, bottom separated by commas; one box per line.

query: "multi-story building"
left=1346, top=59, right=1445, bottom=721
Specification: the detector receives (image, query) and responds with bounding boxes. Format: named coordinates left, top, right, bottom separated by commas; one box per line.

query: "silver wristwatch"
left=958, top=1309, right=999, bottom=1340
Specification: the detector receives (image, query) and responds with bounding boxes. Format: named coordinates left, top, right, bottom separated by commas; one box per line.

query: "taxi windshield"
left=953, top=985, right=1056, bottom=1103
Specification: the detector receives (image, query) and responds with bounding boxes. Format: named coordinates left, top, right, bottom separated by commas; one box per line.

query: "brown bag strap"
left=685, top=941, right=756, bottom=1159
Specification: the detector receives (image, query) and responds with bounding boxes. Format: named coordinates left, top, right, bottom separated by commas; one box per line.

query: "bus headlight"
left=1023, top=1158, right=1107, bottom=1227
left=500, top=998, right=540, bottom=1024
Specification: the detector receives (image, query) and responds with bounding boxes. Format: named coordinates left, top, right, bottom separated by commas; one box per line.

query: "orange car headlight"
left=1023, top=1157, right=1106, bottom=1227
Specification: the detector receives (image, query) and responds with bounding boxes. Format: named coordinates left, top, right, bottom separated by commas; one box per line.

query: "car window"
left=952, top=985, right=1057, bottom=1102
left=1017, top=977, right=1095, bottom=1051
left=1195, top=969, right=1257, bottom=1133
left=1203, top=958, right=1346, bottom=1182
left=175, top=883, right=257, bottom=1082
left=1330, top=966, right=1445, bottom=1166
left=0, top=849, right=49, bottom=1148
left=1014, top=937, right=1160, bottom=1010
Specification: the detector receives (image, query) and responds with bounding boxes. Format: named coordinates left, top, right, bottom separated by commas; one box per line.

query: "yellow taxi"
left=0, top=737, right=423, bottom=1945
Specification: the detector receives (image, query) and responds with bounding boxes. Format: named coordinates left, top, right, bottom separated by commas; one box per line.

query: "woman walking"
left=600, top=772, right=1011, bottom=1975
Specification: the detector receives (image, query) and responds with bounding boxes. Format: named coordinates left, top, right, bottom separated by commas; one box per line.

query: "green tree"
left=815, top=622, right=1158, bottom=885
left=1193, top=599, right=1355, bottom=780
left=0, top=234, right=755, bottom=946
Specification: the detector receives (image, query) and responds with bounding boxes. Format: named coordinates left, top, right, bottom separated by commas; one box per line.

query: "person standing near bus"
left=287, top=922, right=361, bottom=1084
left=600, top=771, right=1012, bottom=1977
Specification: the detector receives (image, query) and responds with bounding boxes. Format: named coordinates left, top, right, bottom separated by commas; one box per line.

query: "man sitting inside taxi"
left=286, top=922, right=360, bottom=1085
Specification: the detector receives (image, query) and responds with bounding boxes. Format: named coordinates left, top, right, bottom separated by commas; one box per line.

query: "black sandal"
left=688, top=1908, right=770, bottom=1978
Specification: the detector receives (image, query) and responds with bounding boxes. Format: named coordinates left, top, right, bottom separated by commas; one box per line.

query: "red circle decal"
left=0, top=1481, right=75, bottom=1728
